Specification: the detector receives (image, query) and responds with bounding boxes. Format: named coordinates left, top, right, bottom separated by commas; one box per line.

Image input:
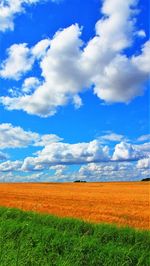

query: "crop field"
left=0, top=182, right=149, bottom=229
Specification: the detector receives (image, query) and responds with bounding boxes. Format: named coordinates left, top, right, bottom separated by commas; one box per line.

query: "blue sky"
left=0, top=0, right=149, bottom=182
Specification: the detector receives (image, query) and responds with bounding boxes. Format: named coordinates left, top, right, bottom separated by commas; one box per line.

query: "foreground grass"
left=0, top=207, right=149, bottom=266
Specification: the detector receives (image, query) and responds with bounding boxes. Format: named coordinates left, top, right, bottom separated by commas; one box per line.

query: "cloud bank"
left=0, top=123, right=149, bottom=181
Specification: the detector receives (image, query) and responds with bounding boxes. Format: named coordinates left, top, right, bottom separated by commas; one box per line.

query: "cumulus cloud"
left=137, top=157, right=150, bottom=169
left=0, top=25, right=89, bottom=116
left=99, top=132, right=126, bottom=143
left=132, top=41, right=150, bottom=73
left=93, top=53, right=148, bottom=103
left=7, top=77, right=41, bottom=97
left=112, top=141, right=150, bottom=161
left=0, top=123, right=61, bottom=149
left=22, top=77, right=41, bottom=94
left=31, top=39, right=51, bottom=59
left=0, top=0, right=149, bottom=116
left=50, top=165, right=67, bottom=176
left=34, top=134, right=63, bottom=146
left=79, top=162, right=117, bottom=177
left=134, top=142, right=150, bottom=157
left=81, top=1, right=149, bottom=104
left=0, top=43, right=34, bottom=80
left=0, top=0, right=57, bottom=32
left=78, top=161, right=149, bottom=182
left=21, top=140, right=110, bottom=171
left=0, top=123, right=38, bottom=149
left=112, top=142, right=143, bottom=161
left=0, top=160, right=22, bottom=172
left=0, top=39, right=52, bottom=81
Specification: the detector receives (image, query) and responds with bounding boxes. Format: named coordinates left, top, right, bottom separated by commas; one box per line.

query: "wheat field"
left=0, top=182, right=149, bottom=229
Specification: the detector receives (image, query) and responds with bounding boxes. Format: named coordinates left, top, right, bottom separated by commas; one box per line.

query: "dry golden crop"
left=0, top=182, right=149, bottom=229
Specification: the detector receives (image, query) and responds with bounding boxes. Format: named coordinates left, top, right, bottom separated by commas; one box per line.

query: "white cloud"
left=0, top=39, right=52, bottom=81
left=137, top=134, right=150, bottom=142
left=93, top=54, right=148, bottom=103
left=31, top=39, right=51, bottom=59
left=0, top=123, right=38, bottom=149
left=99, top=132, right=125, bottom=142
left=0, top=123, right=61, bottom=149
left=0, top=160, right=22, bottom=172
left=132, top=41, right=150, bottom=73
left=0, top=25, right=89, bottom=116
left=112, top=141, right=150, bottom=162
left=36, top=140, right=110, bottom=163
left=0, top=0, right=23, bottom=32
left=79, top=162, right=117, bottom=176
left=72, top=94, right=83, bottom=109
left=22, top=77, right=41, bottom=94
left=0, top=0, right=57, bottom=32
left=34, top=134, right=63, bottom=146
left=112, top=142, right=144, bottom=161
left=22, top=140, right=110, bottom=171
left=8, top=77, right=41, bottom=97
left=0, top=0, right=149, bottom=116
left=0, top=171, right=46, bottom=182
left=134, top=142, right=150, bottom=157
left=81, top=0, right=149, bottom=103
left=78, top=161, right=148, bottom=182
left=136, top=30, right=146, bottom=38
left=82, top=0, right=137, bottom=72
left=50, top=165, right=67, bottom=176
left=0, top=43, right=34, bottom=80
left=137, top=157, right=150, bottom=169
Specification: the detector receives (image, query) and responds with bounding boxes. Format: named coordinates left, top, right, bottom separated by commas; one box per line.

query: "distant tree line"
left=74, top=180, right=87, bottom=183
left=141, top=178, right=150, bottom=181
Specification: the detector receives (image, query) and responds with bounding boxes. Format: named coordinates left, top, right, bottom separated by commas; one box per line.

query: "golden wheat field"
left=0, top=182, right=149, bottom=229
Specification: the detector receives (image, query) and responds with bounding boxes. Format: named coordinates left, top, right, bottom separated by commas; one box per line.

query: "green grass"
left=0, top=207, right=149, bottom=266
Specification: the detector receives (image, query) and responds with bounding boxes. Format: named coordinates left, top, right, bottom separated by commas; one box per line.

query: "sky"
left=0, top=0, right=149, bottom=182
